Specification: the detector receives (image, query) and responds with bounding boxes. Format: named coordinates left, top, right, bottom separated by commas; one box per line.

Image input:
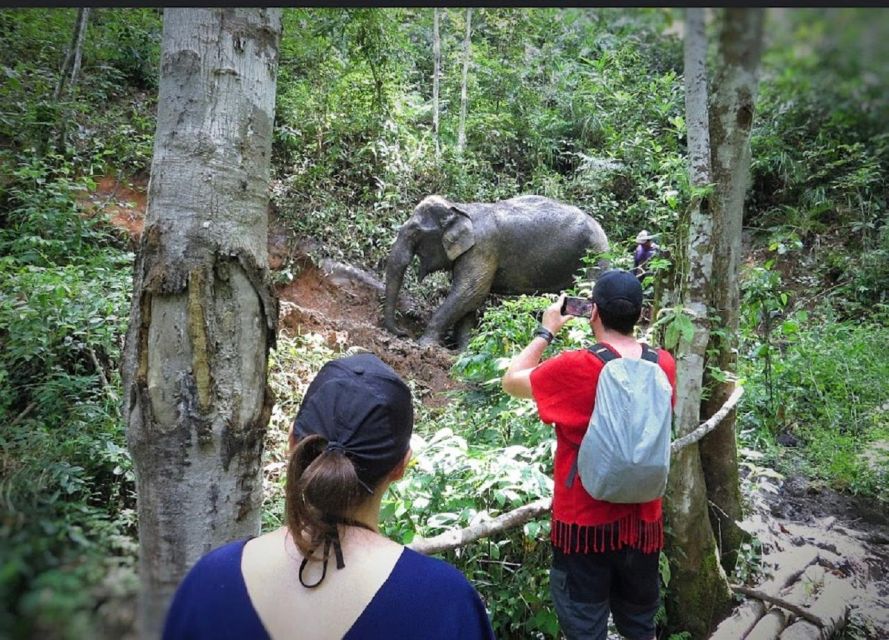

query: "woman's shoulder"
left=163, top=539, right=264, bottom=640
left=186, top=538, right=249, bottom=578
left=346, top=547, right=494, bottom=639
left=393, top=548, right=481, bottom=596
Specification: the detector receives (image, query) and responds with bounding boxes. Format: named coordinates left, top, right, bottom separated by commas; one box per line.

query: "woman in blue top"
left=163, top=353, right=495, bottom=640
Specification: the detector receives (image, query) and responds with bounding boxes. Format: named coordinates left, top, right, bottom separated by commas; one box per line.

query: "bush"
left=737, top=261, right=889, bottom=500
left=0, top=158, right=136, bottom=639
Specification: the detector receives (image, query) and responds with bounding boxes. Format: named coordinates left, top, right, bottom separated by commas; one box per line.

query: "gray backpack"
left=566, top=343, right=673, bottom=504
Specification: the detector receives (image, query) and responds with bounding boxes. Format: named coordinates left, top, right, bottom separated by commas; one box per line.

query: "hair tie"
left=324, top=441, right=374, bottom=494
left=325, top=441, right=347, bottom=454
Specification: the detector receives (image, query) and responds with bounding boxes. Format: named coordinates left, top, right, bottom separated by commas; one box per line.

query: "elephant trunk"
left=383, top=229, right=416, bottom=335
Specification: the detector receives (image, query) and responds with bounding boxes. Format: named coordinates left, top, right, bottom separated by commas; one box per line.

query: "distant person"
left=633, top=230, right=660, bottom=283
left=164, top=353, right=495, bottom=640
left=501, top=271, right=676, bottom=640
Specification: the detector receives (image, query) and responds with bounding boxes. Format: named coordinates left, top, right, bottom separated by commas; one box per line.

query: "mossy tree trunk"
left=121, top=9, right=282, bottom=638
left=699, top=8, right=765, bottom=574
left=664, top=9, right=732, bottom=638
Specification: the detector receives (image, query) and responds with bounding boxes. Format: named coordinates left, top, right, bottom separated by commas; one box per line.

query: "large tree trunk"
left=663, top=9, right=732, bottom=638
left=457, top=8, right=471, bottom=155
left=699, top=7, right=765, bottom=574
left=121, top=9, right=281, bottom=638
left=433, top=8, right=441, bottom=160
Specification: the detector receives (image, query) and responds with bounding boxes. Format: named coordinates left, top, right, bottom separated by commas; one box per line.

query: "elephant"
left=382, top=194, right=609, bottom=348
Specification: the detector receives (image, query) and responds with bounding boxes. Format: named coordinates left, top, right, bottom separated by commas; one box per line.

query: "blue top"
left=163, top=539, right=496, bottom=640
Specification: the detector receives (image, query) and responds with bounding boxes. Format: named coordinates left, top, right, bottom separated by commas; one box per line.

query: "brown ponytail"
left=284, top=434, right=373, bottom=560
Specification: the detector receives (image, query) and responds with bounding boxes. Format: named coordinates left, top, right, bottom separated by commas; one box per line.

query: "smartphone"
left=561, top=296, right=593, bottom=317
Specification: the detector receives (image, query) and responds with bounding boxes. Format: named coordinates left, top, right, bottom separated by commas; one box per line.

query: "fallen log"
left=803, top=574, right=850, bottom=638
left=708, top=598, right=766, bottom=640
left=745, top=608, right=787, bottom=640
left=709, top=547, right=819, bottom=640
left=778, top=573, right=850, bottom=640
left=409, top=497, right=551, bottom=555
left=780, top=620, right=821, bottom=640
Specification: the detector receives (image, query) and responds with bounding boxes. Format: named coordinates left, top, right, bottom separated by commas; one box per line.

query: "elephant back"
left=489, top=196, right=608, bottom=294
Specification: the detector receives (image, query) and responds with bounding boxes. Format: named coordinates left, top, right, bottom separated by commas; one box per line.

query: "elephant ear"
left=442, top=206, right=475, bottom=261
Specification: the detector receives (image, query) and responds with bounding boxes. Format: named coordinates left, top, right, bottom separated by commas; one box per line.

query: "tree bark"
left=433, top=8, right=441, bottom=160
left=663, top=9, right=733, bottom=638
left=121, top=9, right=282, bottom=638
left=457, top=8, right=471, bottom=155
left=699, top=7, right=765, bottom=574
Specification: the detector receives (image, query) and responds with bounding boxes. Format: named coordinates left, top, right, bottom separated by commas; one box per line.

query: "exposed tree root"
left=730, top=585, right=826, bottom=628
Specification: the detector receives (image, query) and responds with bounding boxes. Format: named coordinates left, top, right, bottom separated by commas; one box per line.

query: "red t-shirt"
left=529, top=343, right=677, bottom=554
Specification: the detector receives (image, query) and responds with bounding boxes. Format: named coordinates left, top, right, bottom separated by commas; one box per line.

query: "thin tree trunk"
left=121, top=9, right=282, bottom=638
left=53, top=8, right=90, bottom=101
left=68, top=7, right=89, bottom=89
left=433, top=8, right=441, bottom=160
left=457, top=8, right=471, bottom=155
left=51, top=7, right=91, bottom=151
left=663, top=9, right=732, bottom=638
left=699, top=7, right=765, bottom=574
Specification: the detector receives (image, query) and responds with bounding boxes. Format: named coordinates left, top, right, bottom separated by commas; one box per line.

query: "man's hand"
left=541, top=294, right=572, bottom=336
left=502, top=294, right=573, bottom=399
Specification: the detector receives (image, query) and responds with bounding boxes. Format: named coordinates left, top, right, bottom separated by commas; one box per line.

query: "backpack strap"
left=590, top=342, right=659, bottom=363
left=566, top=461, right=579, bottom=489
left=588, top=342, right=618, bottom=363
left=640, top=343, right=660, bottom=363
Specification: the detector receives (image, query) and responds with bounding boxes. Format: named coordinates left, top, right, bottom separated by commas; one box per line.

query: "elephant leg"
left=420, top=263, right=494, bottom=347
left=452, top=310, right=478, bottom=350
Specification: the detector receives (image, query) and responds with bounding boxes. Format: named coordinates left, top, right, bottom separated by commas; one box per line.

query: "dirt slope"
left=79, top=175, right=462, bottom=406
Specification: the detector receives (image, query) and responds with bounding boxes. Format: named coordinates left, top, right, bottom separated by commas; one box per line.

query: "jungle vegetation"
left=0, top=8, right=887, bottom=639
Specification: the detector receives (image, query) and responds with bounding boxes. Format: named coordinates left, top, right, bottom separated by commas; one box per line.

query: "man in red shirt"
left=501, top=270, right=676, bottom=640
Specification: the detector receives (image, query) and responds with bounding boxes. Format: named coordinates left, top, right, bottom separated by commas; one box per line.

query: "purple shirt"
left=634, top=244, right=657, bottom=269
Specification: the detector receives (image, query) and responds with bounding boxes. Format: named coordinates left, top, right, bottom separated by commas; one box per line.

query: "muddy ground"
left=82, top=176, right=889, bottom=638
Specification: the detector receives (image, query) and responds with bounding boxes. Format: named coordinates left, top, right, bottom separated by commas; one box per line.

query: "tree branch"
left=10, top=402, right=37, bottom=428
left=409, top=388, right=744, bottom=555
left=409, top=497, right=551, bottom=555
left=671, top=385, right=744, bottom=453
left=729, top=584, right=826, bottom=628
left=86, top=345, right=111, bottom=393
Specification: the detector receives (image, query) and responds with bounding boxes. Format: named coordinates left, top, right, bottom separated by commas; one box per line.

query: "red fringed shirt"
left=529, top=344, right=677, bottom=555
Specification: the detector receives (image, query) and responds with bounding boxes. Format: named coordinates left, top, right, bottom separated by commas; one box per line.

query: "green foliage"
left=749, top=9, right=888, bottom=320
left=737, top=257, right=889, bottom=501
left=0, top=8, right=159, bottom=178
left=272, top=8, right=688, bottom=273
left=0, top=157, right=136, bottom=638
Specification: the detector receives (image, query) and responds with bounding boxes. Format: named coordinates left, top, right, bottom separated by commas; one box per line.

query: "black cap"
left=292, top=353, right=413, bottom=491
left=593, top=269, right=643, bottom=315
